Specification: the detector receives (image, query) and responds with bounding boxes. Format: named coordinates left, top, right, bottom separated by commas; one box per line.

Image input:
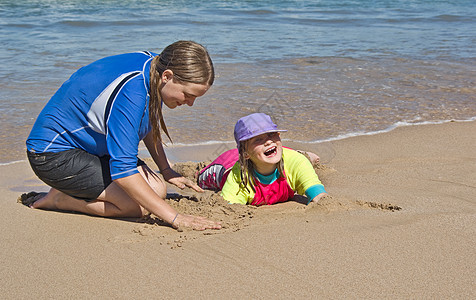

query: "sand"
left=1, top=120, right=475, bottom=299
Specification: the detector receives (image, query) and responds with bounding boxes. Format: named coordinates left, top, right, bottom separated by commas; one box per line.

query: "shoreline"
left=2, top=120, right=475, bottom=298
left=4, top=116, right=476, bottom=166
left=150, top=116, right=476, bottom=164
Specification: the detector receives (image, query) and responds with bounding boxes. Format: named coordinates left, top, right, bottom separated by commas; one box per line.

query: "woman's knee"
left=138, top=165, right=167, bottom=199
left=149, top=178, right=167, bottom=199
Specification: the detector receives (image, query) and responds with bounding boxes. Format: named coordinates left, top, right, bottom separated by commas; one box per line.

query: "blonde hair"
left=149, top=41, right=214, bottom=146
left=237, top=140, right=285, bottom=205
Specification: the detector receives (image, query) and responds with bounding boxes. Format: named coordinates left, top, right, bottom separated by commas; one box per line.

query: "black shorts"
left=27, top=149, right=145, bottom=201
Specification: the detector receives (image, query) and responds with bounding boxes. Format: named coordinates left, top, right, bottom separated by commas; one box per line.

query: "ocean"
left=1, top=0, right=475, bottom=164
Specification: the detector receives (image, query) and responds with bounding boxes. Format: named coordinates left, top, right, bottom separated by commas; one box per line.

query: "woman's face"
left=245, top=131, right=283, bottom=175
left=159, top=70, right=209, bottom=109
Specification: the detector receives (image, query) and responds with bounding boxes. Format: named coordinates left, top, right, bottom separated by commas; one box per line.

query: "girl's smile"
left=263, top=145, right=278, bottom=157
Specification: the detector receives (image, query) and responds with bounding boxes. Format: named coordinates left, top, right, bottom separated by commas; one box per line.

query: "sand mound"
left=122, top=160, right=401, bottom=248
left=117, top=189, right=256, bottom=249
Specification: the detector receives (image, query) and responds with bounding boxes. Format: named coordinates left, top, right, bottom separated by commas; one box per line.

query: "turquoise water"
left=1, top=0, right=475, bottom=163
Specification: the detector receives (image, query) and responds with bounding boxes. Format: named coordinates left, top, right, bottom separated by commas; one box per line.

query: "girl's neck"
left=253, top=167, right=279, bottom=183
left=254, top=163, right=278, bottom=176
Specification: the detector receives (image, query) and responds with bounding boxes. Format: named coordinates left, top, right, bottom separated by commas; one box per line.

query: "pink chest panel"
left=251, top=176, right=295, bottom=206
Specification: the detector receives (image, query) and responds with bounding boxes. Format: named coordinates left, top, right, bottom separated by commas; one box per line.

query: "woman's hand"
left=161, top=167, right=204, bottom=192
left=171, top=213, right=222, bottom=231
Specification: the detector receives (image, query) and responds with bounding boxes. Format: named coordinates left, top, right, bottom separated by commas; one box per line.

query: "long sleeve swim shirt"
left=221, top=148, right=327, bottom=205
left=26, top=51, right=157, bottom=180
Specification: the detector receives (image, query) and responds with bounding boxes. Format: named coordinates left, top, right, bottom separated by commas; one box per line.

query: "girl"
left=24, top=41, right=221, bottom=230
left=198, top=113, right=328, bottom=206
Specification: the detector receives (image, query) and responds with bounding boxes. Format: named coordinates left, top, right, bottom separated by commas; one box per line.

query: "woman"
left=24, top=41, right=221, bottom=230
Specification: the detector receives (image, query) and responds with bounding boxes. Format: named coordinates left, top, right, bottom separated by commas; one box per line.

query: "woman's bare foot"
left=306, top=151, right=320, bottom=164
left=18, top=192, right=47, bottom=207
left=297, top=150, right=320, bottom=164
left=29, top=188, right=64, bottom=210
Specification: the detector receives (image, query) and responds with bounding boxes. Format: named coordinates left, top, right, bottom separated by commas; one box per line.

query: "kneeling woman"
left=25, top=41, right=221, bottom=231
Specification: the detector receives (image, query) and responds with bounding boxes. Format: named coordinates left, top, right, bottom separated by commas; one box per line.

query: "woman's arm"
left=115, top=173, right=221, bottom=230
left=143, top=132, right=203, bottom=192
left=116, top=173, right=176, bottom=222
left=143, top=131, right=172, bottom=171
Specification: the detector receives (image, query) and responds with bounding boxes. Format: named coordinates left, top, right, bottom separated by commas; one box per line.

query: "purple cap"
left=234, top=113, right=286, bottom=149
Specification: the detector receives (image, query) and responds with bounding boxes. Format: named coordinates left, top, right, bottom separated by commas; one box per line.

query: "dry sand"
left=1, top=120, right=475, bottom=299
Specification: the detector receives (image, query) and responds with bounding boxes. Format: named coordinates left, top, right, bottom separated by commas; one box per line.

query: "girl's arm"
left=143, top=132, right=203, bottom=192
left=115, top=173, right=220, bottom=230
left=283, top=148, right=328, bottom=204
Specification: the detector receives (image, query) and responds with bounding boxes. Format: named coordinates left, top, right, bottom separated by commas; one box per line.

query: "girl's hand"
left=311, top=193, right=328, bottom=204
left=161, top=167, right=204, bottom=192
left=171, top=213, right=222, bottom=231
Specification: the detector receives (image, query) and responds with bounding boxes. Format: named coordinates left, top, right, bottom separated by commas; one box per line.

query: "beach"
left=1, top=1, right=475, bottom=298
left=2, top=120, right=474, bottom=299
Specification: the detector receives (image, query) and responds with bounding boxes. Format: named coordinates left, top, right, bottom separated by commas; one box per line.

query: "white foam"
left=5, top=117, right=475, bottom=165
left=164, top=140, right=236, bottom=148
left=159, top=117, right=476, bottom=148
left=0, top=160, right=26, bottom=167
left=291, top=116, right=476, bottom=145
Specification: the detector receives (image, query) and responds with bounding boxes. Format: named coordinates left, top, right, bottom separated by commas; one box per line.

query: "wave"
left=155, top=116, right=476, bottom=149
left=384, top=14, right=473, bottom=24
left=3, top=117, right=475, bottom=166
left=56, top=19, right=159, bottom=27
left=0, top=159, right=26, bottom=167
left=297, top=116, right=476, bottom=144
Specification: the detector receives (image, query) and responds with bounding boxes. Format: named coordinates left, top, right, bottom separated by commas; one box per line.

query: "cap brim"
left=237, top=129, right=287, bottom=142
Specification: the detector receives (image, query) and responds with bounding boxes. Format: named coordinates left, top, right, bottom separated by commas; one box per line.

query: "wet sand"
left=1, top=120, right=475, bottom=298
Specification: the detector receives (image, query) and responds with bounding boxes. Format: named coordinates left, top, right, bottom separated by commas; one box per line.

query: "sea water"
left=1, top=0, right=475, bottom=163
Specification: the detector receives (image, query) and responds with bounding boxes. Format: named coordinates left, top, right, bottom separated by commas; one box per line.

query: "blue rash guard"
left=26, top=51, right=158, bottom=180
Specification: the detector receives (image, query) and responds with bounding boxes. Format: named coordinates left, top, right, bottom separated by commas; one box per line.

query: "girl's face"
left=245, top=131, right=283, bottom=175
left=159, top=70, right=209, bottom=109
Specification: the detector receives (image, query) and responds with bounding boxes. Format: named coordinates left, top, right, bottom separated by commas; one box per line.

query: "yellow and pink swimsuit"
left=198, top=147, right=326, bottom=205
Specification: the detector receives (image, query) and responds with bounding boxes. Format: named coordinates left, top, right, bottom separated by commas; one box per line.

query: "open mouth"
left=264, top=146, right=277, bottom=157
